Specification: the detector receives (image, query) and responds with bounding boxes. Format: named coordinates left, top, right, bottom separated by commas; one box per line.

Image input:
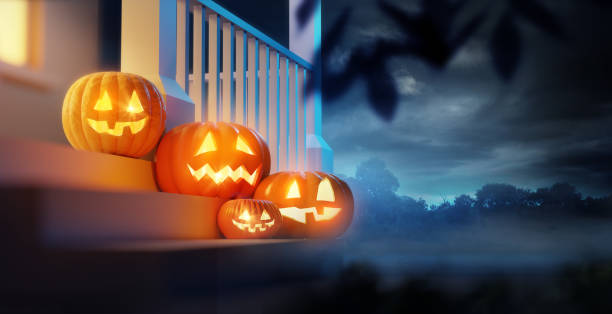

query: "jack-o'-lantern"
left=254, top=171, right=354, bottom=238
left=218, top=199, right=282, bottom=239
left=62, top=72, right=166, bottom=157
left=155, top=122, right=270, bottom=198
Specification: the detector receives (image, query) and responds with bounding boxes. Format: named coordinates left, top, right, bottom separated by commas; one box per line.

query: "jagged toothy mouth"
left=87, top=118, right=147, bottom=136
left=279, top=207, right=341, bottom=224
left=187, top=164, right=260, bottom=185
left=231, top=219, right=275, bottom=232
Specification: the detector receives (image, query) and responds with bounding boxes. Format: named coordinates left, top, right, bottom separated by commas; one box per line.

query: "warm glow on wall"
left=0, top=0, right=28, bottom=66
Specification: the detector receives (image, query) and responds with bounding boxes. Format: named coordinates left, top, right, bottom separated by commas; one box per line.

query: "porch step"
left=0, top=136, right=158, bottom=192
left=2, top=186, right=225, bottom=247
left=0, top=137, right=228, bottom=246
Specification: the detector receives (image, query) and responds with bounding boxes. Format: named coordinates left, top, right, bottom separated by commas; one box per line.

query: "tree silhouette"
left=343, top=158, right=612, bottom=237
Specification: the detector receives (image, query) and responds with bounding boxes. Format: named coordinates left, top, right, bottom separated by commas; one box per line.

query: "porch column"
left=289, top=0, right=333, bottom=172
left=121, top=0, right=195, bottom=130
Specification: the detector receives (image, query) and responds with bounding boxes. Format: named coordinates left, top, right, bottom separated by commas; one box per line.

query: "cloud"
left=449, top=40, right=489, bottom=68
left=397, top=76, right=419, bottom=95
left=395, top=74, right=422, bottom=95
left=357, top=24, right=405, bottom=41
left=322, top=0, right=612, bottom=201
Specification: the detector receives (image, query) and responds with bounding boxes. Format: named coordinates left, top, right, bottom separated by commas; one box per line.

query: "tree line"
left=342, top=159, right=612, bottom=237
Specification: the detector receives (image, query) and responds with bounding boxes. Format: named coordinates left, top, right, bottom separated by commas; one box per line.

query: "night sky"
left=320, top=0, right=612, bottom=203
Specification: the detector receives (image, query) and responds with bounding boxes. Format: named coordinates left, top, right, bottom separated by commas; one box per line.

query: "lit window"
left=0, top=0, right=28, bottom=66
left=0, top=0, right=42, bottom=70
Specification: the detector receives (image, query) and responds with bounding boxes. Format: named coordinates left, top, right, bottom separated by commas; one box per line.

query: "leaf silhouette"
left=377, top=0, right=421, bottom=38
left=366, top=65, right=398, bottom=121
left=321, top=8, right=351, bottom=56
left=512, top=0, right=565, bottom=38
left=306, top=8, right=352, bottom=97
left=297, top=0, right=317, bottom=30
left=451, top=11, right=487, bottom=49
left=490, top=14, right=521, bottom=80
left=378, top=1, right=451, bottom=67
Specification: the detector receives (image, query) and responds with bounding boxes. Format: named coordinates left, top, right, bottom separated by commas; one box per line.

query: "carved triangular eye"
left=260, top=210, right=271, bottom=220
left=195, top=132, right=217, bottom=156
left=236, top=136, right=255, bottom=155
left=238, top=210, right=251, bottom=221
left=286, top=180, right=301, bottom=199
left=94, top=91, right=113, bottom=111
left=126, top=91, right=144, bottom=113
left=316, top=178, right=335, bottom=202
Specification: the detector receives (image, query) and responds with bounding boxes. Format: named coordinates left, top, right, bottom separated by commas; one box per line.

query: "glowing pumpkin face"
left=217, top=199, right=282, bottom=239
left=155, top=122, right=270, bottom=198
left=254, top=171, right=354, bottom=238
left=62, top=72, right=166, bottom=157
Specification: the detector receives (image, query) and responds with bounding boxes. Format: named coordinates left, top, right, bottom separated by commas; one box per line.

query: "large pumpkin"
left=254, top=171, right=354, bottom=238
left=155, top=122, right=270, bottom=198
left=62, top=72, right=166, bottom=157
left=218, top=199, right=282, bottom=239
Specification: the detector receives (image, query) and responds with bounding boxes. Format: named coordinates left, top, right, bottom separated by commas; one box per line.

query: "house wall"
left=0, top=0, right=100, bottom=145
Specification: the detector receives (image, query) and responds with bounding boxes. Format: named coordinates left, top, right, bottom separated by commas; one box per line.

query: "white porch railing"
left=122, top=0, right=332, bottom=172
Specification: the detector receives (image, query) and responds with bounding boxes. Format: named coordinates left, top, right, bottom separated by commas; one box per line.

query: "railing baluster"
left=278, top=56, right=288, bottom=171
left=247, top=37, right=258, bottom=129
left=235, top=29, right=246, bottom=125
left=297, top=66, right=305, bottom=171
left=288, top=61, right=297, bottom=170
left=258, top=44, right=269, bottom=141
left=176, top=0, right=190, bottom=92
left=222, top=20, right=234, bottom=122
left=151, top=0, right=326, bottom=171
left=207, top=12, right=220, bottom=122
left=268, top=50, right=279, bottom=172
left=304, top=70, right=315, bottom=169
left=191, top=4, right=205, bottom=122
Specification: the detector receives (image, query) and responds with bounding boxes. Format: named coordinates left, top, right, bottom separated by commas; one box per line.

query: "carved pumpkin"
left=62, top=72, right=166, bottom=157
left=218, top=199, right=282, bottom=239
left=254, top=171, right=354, bottom=238
left=155, top=122, right=270, bottom=198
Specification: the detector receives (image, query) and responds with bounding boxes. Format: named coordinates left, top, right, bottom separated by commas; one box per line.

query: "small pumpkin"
left=155, top=122, right=270, bottom=198
left=62, top=72, right=166, bottom=157
left=254, top=171, right=354, bottom=238
left=218, top=199, right=282, bottom=239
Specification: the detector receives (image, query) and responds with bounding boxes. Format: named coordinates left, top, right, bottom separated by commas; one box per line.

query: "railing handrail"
left=197, top=0, right=313, bottom=71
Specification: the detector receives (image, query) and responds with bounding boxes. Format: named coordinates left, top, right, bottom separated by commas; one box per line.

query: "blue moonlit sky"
left=319, top=0, right=612, bottom=203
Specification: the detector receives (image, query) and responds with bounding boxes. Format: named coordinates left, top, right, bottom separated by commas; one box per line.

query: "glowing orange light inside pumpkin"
left=232, top=209, right=276, bottom=233
left=260, top=210, right=271, bottom=220
left=316, top=178, right=335, bottom=202
left=195, top=132, right=217, bottom=155
left=236, top=136, right=255, bottom=155
left=279, top=207, right=341, bottom=224
left=126, top=91, right=144, bottom=113
left=94, top=91, right=113, bottom=111
left=286, top=180, right=301, bottom=199
left=187, top=164, right=260, bottom=184
left=88, top=89, right=149, bottom=136
left=239, top=210, right=251, bottom=221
